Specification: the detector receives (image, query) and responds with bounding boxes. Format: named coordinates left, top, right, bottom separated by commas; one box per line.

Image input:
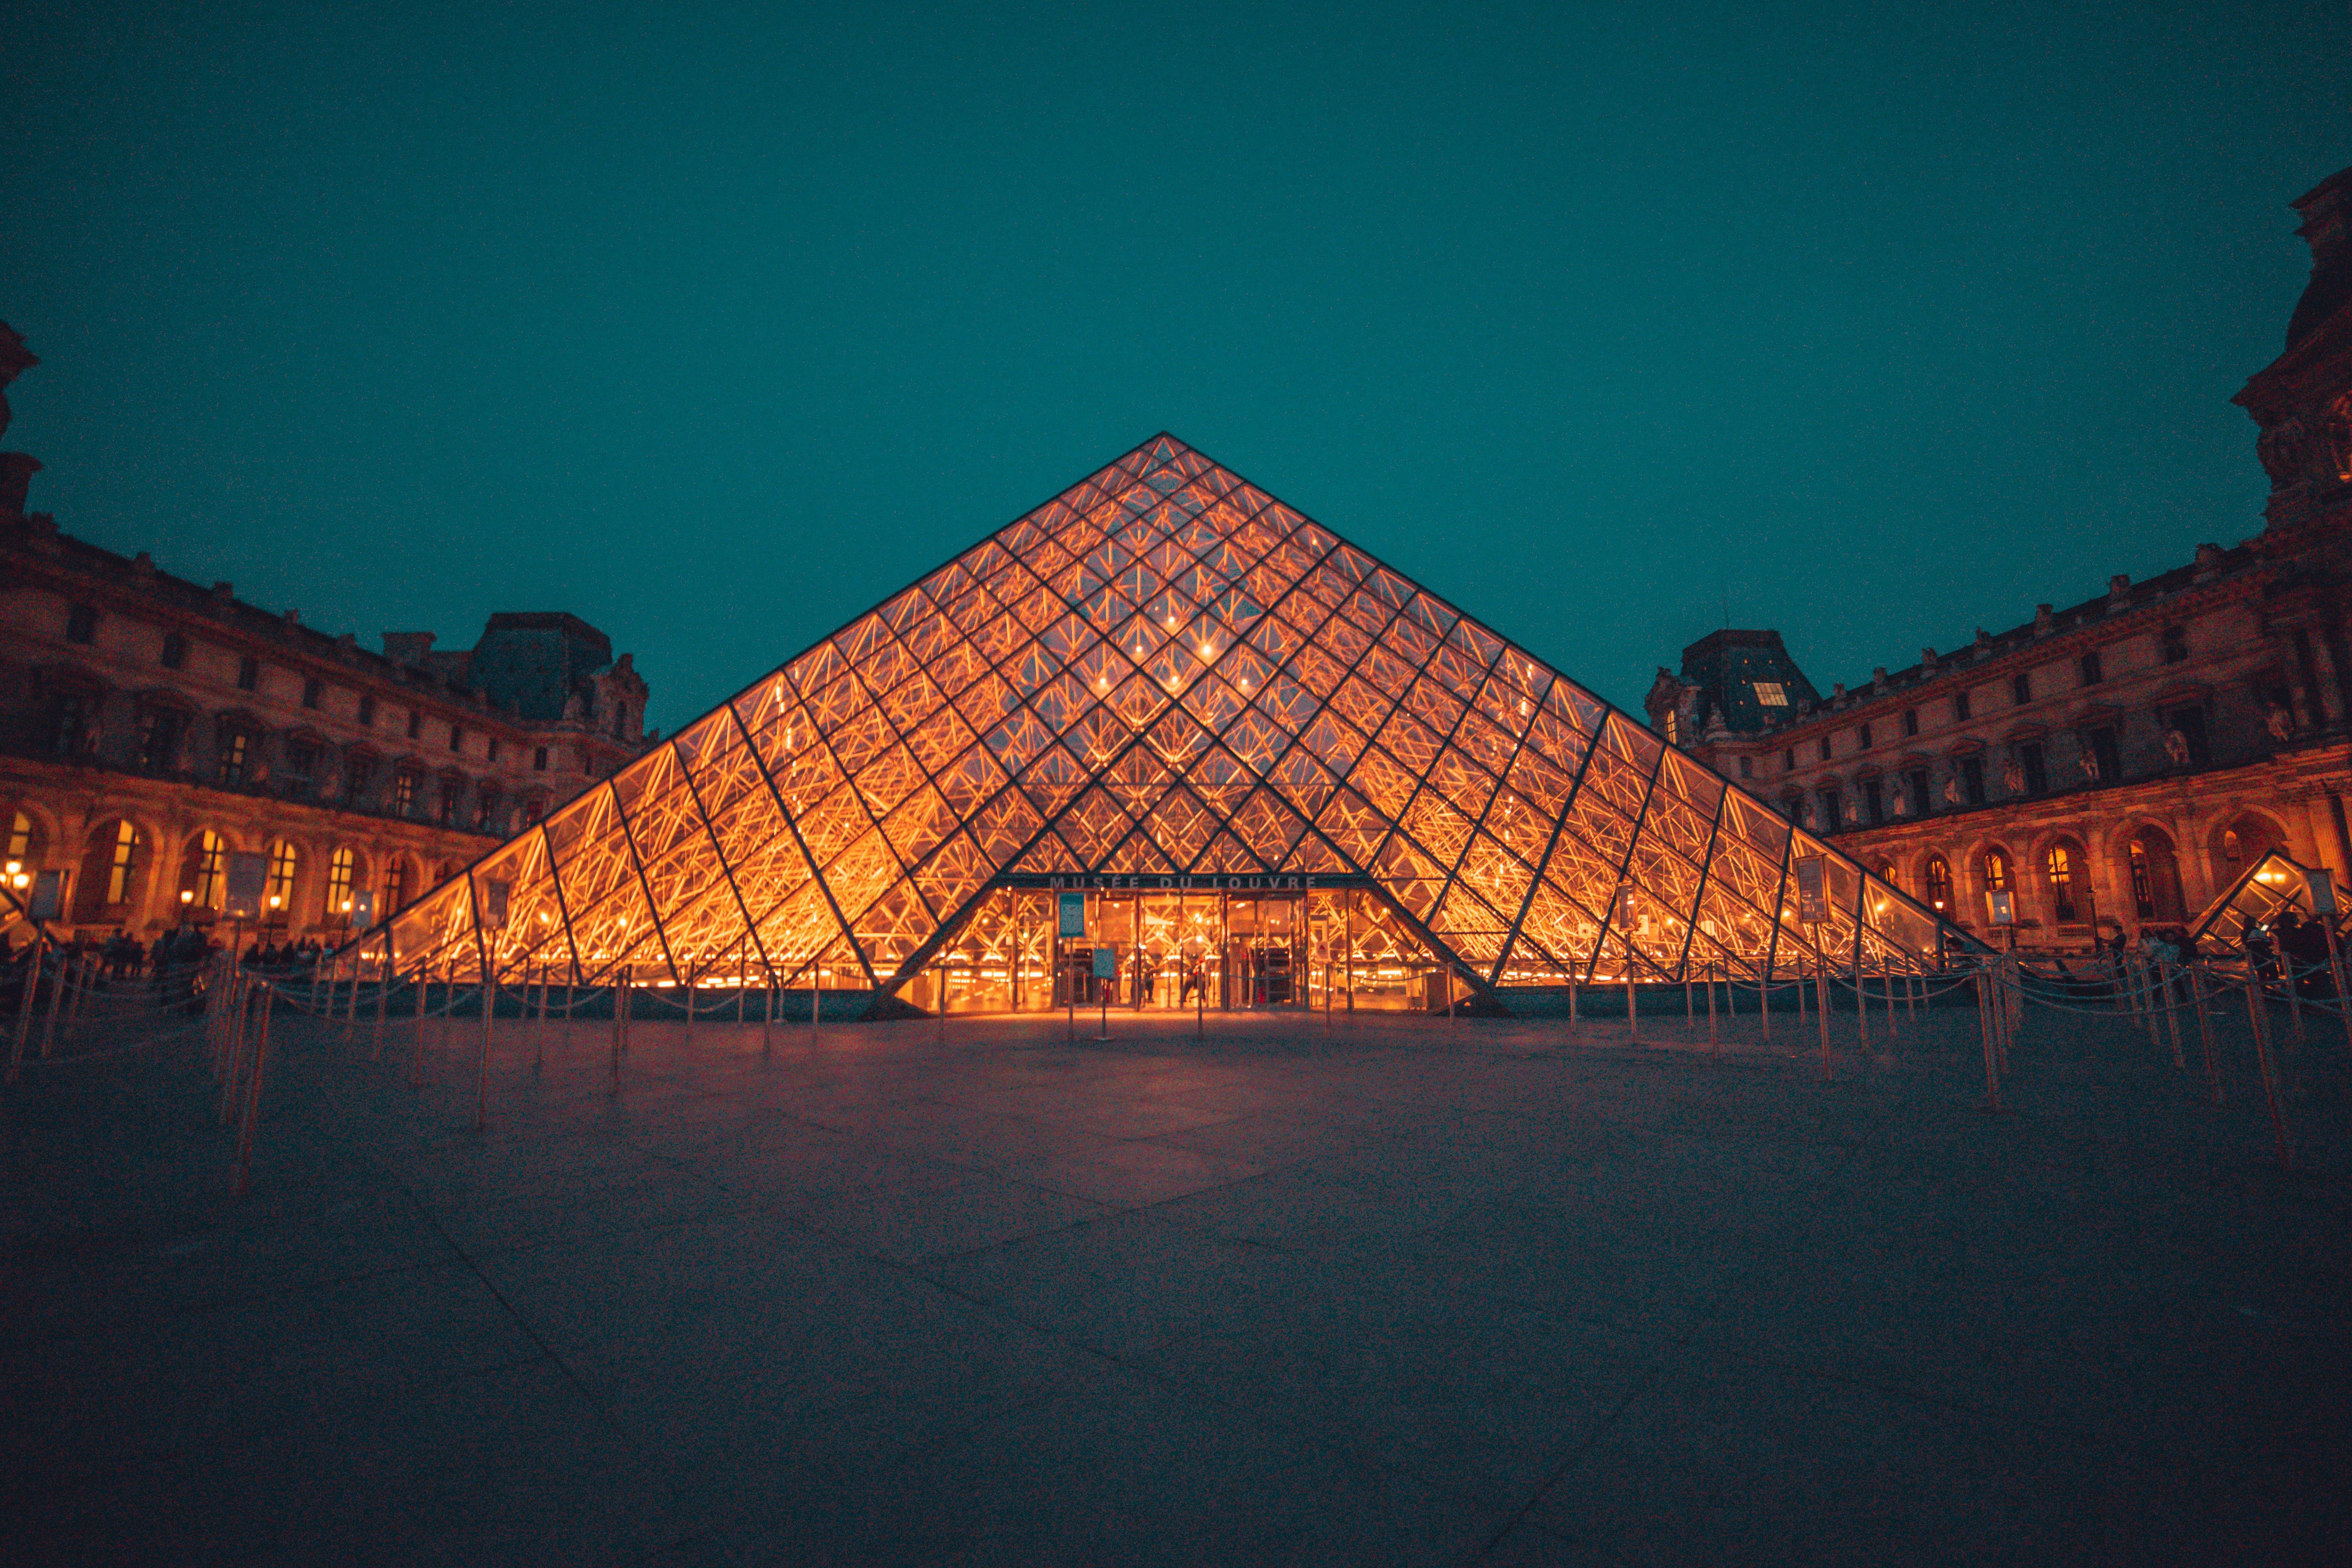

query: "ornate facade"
left=1647, top=166, right=2352, bottom=947
left=0, top=324, right=652, bottom=944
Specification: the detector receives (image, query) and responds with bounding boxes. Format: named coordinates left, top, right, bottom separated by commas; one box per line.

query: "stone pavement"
left=5, top=992, right=2349, bottom=1565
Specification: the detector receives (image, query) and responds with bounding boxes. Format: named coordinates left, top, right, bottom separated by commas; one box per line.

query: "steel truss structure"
left=377, top=435, right=1964, bottom=1007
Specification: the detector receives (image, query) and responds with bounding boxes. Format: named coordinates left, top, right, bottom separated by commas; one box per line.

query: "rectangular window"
left=302, top=677, right=322, bottom=709
left=406, top=709, right=422, bottom=740
left=1752, top=681, right=1787, bottom=707
left=1857, top=721, right=1872, bottom=750
left=65, top=603, right=97, bottom=644
left=344, top=754, right=373, bottom=803
left=2165, top=705, right=2209, bottom=767
left=1955, top=691, right=1972, bottom=721
left=135, top=707, right=182, bottom=771
left=1904, top=767, right=1930, bottom=817
left=533, top=745, right=549, bottom=771
left=1903, top=708, right=1919, bottom=738
left=2087, top=726, right=2121, bottom=783
left=2020, top=742, right=2047, bottom=795
left=1817, top=736, right=1832, bottom=763
left=449, top=724, right=464, bottom=752
left=285, top=743, right=318, bottom=796
left=1862, top=777, right=1884, bottom=825
left=1737, top=755, right=1752, bottom=779
left=1960, top=756, right=1985, bottom=805
left=522, top=796, right=545, bottom=826
left=1663, top=710, right=1679, bottom=746
left=48, top=692, right=90, bottom=756
left=237, top=656, right=260, bottom=692
left=486, top=736, right=500, bottom=764
left=475, top=789, right=501, bottom=831
left=392, top=769, right=420, bottom=814
left=1782, top=748, right=1794, bottom=772
left=358, top=693, right=376, bottom=728
left=2078, top=651, right=2103, bottom=686
left=2011, top=672, right=2032, bottom=706
left=160, top=631, right=188, bottom=670
left=2161, top=626, right=2188, bottom=664
left=219, top=730, right=251, bottom=786
left=437, top=778, right=460, bottom=826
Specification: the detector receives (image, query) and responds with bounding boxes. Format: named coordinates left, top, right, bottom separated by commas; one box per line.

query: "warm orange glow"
left=383, top=435, right=1958, bottom=994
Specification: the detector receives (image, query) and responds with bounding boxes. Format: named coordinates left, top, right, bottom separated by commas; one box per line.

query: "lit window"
left=1983, top=849, right=2010, bottom=892
left=264, top=841, right=297, bottom=916
left=219, top=730, right=252, bottom=786
left=6, top=811, right=31, bottom=862
left=1663, top=711, right=1679, bottom=746
left=1925, top=855, right=1952, bottom=910
left=181, top=829, right=225, bottom=910
left=2047, top=844, right=2076, bottom=922
left=326, top=846, right=357, bottom=919
left=104, top=820, right=141, bottom=905
left=1753, top=681, right=1787, bottom=706
left=393, top=770, right=420, bottom=814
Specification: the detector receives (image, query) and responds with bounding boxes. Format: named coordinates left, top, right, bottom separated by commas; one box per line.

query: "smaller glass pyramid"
left=380, top=435, right=1967, bottom=1007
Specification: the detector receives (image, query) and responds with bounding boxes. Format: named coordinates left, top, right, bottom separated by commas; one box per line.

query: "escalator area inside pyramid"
left=359, top=434, right=1978, bottom=1017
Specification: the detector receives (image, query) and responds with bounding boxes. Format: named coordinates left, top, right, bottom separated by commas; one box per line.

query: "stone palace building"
left=1647, top=164, right=2352, bottom=947
left=0, top=322, right=652, bottom=944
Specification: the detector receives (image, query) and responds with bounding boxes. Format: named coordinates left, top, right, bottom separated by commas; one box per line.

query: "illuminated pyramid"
left=383, top=435, right=1959, bottom=1010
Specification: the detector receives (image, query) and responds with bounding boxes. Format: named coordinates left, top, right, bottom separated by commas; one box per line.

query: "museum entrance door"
left=909, top=885, right=1448, bottom=1015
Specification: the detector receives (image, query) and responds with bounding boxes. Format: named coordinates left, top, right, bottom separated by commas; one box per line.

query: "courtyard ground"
left=5, top=990, right=2349, bottom=1565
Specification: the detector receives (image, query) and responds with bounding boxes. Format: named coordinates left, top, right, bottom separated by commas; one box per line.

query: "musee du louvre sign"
left=377, top=435, right=1965, bottom=1015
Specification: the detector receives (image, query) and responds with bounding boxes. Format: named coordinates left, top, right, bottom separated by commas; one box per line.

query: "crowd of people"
left=0, top=926, right=342, bottom=983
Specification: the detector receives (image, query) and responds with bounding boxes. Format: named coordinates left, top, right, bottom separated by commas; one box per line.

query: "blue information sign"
left=1091, top=947, right=1115, bottom=979
left=1057, top=891, right=1087, bottom=939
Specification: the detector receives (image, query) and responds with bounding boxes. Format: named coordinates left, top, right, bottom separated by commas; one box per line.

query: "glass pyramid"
left=381, top=435, right=1964, bottom=1006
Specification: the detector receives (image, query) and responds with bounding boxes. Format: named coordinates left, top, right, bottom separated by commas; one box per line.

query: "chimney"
left=382, top=631, right=436, bottom=666
left=2034, top=604, right=2053, bottom=635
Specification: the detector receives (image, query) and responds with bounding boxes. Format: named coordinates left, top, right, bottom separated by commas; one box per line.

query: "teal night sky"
left=3, top=2, right=2343, bottom=732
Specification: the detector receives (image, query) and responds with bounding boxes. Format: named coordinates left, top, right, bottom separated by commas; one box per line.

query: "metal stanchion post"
left=2159, top=961, right=2185, bottom=1071
left=8, top=939, right=44, bottom=1086
left=2242, top=965, right=2293, bottom=1170
left=1623, top=964, right=1637, bottom=1043
left=1759, top=962, right=1770, bottom=1043
left=373, top=943, right=389, bottom=1060
left=1974, top=968, right=2003, bottom=1113
left=1816, top=958, right=1832, bottom=1080
left=1706, top=959, right=1719, bottom=1060
left=476, top=963, right=494, bottom=1133
left=234, top=982, right=274, bottom=1198
left=609, top=971, right=624, bottom=1095
left=1854, top=951, right=1868, bottom=1056
left=39, top=942, right=67, bottom=1060
left=2191, top=961, right=2220, bottom=1106
left=411, top=960, right=426, bottom=1085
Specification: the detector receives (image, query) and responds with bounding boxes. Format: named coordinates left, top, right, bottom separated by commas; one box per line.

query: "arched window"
left=178, top=830, right=227, bottom=911
left=1875, top=860, right=1897, bottom=890
left=7, top=810, right=35, bottom=864
left=106, top=821, right=141, bottom=905
left=1925, top=855, right=1952, bottom=911
left=78, top=819, right=148, bottom=920
left=326, top=847, right=358, bottom=920
left=2046, top=844, right=2077, bottom=922
left=1983, top=848, right=2010, bottom=892
left=2129, top=840, right=2155, bottom=918
left=264, top=840, right=298, bottom=920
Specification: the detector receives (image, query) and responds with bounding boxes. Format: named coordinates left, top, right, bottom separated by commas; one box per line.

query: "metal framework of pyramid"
left=379, top=435, right=1962, bottom=1006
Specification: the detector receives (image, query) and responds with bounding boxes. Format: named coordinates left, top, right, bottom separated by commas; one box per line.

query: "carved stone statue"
left=2080, top=748, right=2100, bottom=783
left=2163, top=728, right=2191, bottom=767
left=1942, top=769, right=1963, bottom=806
left=1891, top=788, right=1910, bottom=819
left=2002, top=755, right=2026, bottom=795
left=2268, top=704, right=2295, bottom=741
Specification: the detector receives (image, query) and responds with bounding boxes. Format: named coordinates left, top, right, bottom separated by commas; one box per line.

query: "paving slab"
left=6, top=999, right=2349, bottom=1564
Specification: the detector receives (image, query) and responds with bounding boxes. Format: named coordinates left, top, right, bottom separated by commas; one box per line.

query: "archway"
left=175, top=829, right=230, bottom=918
left=2043, top=836, right=2089, bottom=926
left=2127, top=826, right=2186, bottom=924
left=1921, top=853, right=1954, bottom=915
left=2212, top=811, right=2287, bottom=880
left=74, top=818, right=151, bottom=924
